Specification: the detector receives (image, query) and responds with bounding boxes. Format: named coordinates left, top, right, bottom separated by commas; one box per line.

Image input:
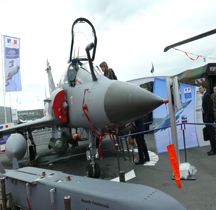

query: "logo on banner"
left=184, top=87, right=192, bottom=98
left=6, top=37, right=18, bottom=48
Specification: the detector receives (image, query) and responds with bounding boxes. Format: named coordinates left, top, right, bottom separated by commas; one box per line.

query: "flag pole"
left=9, top=92, right=12, bottom=109
left=1, top=34, right=7, bottom=124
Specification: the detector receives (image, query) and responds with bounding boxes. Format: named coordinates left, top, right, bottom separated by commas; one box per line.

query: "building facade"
left=18, top=109, right=44, bottom=121
left=0, top=106, right=12, bottom=124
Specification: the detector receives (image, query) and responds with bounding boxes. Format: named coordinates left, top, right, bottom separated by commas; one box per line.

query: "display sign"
left=3, top=35, right=22, bottom=92
left=153, top=78, right=199, bottom=153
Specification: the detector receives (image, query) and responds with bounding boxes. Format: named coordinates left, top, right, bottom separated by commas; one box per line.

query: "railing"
left=118, top=121, right=214, bottom=139
left=118, top=121, right=214, bottom=163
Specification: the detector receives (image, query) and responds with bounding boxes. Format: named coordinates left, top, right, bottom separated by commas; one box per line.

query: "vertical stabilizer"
left=45, top=60, right=56, bottom=94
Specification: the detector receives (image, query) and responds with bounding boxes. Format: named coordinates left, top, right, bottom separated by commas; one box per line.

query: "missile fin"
left=0, top=161, right=6, bottom=173
left=13, top=158, right=19, bottom=170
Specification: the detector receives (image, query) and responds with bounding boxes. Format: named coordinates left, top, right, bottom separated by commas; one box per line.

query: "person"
left=133, top=116, right=150, bottom=164
left=99, top=62, right=117, bottom=80
left=199, top=84, right=216, bottom=155
left=210, top=86, right=216, bottom=121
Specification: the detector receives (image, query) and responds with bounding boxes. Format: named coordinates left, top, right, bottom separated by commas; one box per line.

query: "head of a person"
left=99, top=62, right=108, bottom=73
left=199, top=84, right=206, bottom=94
left=213, top=86, right=216, bottom=95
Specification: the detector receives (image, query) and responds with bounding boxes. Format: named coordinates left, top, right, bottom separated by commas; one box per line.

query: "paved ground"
left=1, top=130, right=216, bottom=210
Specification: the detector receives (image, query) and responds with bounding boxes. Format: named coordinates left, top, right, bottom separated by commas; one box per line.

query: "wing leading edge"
left=0, top=115, right=55, bottom=138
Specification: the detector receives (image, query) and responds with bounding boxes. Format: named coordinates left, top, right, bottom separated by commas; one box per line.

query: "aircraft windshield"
left=58, top=62, right=102, bottom=87
left=76, top=62, right=101, bottom=85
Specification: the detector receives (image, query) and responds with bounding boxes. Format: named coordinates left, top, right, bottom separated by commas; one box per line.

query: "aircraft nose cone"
left=104, top=81, right=164, bottom=125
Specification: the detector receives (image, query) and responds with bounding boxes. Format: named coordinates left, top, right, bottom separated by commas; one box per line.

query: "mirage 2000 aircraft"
left=0, top=18, right=167, bottom=178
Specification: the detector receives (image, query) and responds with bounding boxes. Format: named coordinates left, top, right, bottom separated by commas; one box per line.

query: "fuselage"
left=55, top=62, right=165, bottom=130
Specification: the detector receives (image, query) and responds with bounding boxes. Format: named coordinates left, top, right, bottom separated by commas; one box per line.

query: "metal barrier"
left=118, top=121, right=214, bottom=164
left=118, top=121, right=215, bottom=139
left=116, top=121, right=214, bottom=181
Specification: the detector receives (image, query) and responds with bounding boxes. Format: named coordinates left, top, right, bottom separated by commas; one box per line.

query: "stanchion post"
left=119, top=171, right=125, bottom=182
left=1, top=178, right=7, bottom=210
left=115, top=143, right=126, bottom=182
left=64, top=196, right=71, bottom=210
left=115, top=143, right=120, bottom=173
left=182, top=123, right=187, bottom=162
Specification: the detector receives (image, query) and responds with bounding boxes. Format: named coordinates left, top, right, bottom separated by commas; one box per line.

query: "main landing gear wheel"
left=86, top=164, right=93, bottom=177
left=86, top=163, right=100, bottom=178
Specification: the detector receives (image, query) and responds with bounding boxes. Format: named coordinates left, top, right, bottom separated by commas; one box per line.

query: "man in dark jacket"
left=199, top=84, right=216, bottom=155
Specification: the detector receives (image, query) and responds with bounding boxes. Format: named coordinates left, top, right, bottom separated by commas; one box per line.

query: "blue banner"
left=3, top=35, right=22, bottom=92
left=153, top=78, right=199, bottom=153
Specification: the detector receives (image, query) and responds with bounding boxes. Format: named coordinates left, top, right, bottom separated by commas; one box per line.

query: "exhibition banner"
left=153, top=78, right=199, bottom=153
left=3, top=35, right=22, bottom=92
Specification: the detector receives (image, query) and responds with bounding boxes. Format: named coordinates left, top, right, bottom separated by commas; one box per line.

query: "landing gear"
left=94, top=163, right=100, bottom=178
left=28, top=130, right=37, bottom=165
left=86, top=163, right=100, bottom=178
left=85, top=130, right=101, bottom=178
left=86, top=164, right=93, bottom=177
left=29, top=145, right=36, bottom=165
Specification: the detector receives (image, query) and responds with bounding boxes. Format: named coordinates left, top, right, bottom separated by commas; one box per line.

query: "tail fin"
left=44, top=86, right=47, bottom=99
left=45, top=59, right=56, bottom=94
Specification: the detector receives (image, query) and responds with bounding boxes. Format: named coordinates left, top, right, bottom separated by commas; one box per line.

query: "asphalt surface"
left=0, top=130, right=216, bottom=210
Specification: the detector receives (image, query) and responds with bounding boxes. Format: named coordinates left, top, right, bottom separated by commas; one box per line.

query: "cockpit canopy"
left=58, top=62, right=102, bottom=87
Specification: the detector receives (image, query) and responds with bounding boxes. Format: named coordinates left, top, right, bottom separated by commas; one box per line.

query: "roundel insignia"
left=52, top=90, right=68, bottom=122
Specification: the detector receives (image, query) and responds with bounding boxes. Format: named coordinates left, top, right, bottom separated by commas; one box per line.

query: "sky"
left=0, top=0, right=216, bottom=111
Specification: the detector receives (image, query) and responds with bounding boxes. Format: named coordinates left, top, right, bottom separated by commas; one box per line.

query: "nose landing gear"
left=85, top=130, right=101, bottom=178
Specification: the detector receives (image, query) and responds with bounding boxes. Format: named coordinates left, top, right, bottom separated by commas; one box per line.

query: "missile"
left=0, top=164, right=187, bottom=210
left=49, top=137, right=68, bottom=155
left=5, top=133, right=27, bottom=161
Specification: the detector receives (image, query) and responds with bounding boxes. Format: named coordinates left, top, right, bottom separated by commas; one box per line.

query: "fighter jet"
left=0, top=17, right=166, bottom=178
left=5, top=59, right=20, bottom=86
left=153, top=100, right=192, bottom=132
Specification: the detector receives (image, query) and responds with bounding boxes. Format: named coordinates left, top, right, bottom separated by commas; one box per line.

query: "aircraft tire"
left=94, top=163, right=100, bottom=178
left=86, top=164, right=93, bottom=178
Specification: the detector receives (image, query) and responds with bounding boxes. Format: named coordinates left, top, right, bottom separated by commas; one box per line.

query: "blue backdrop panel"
left=153, top=78, right=199, bottom=153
